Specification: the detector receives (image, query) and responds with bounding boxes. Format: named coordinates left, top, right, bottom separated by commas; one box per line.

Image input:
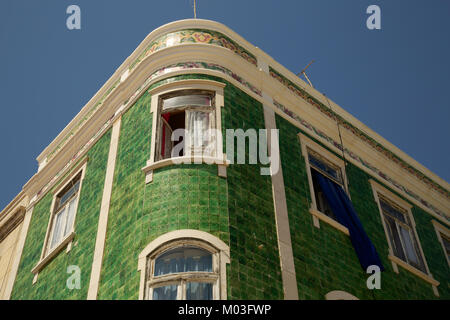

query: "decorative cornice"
left=269, top=67, right=450, bottom=200
left=129, top=29, right=257, bottom=71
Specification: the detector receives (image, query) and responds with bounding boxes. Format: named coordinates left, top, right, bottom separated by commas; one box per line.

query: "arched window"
left=138, top=230, right=230, bottom=300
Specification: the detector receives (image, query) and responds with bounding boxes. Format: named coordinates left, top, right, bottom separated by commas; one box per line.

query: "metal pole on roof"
left=297, top=61, right=348, bottom=171
left=297, top=60, right=315, bottom=88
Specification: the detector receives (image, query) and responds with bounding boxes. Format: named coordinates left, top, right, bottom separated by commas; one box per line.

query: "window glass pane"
left=399, top=225, right=426, bottom=272
left=50, top=208, right=66, bottom=249
left=383, top=214, right=406, bottom=261
left=58, top=180, right=80, bottom=209
left=186, top=282, right=213, bottom=300
left=379, top=199, right=406, bottom=224
left=308, top=153, right=342, bottom=184
left=64, top=197, right=77, bottom=237
left=152, top=284, right=178, bottom=300
left=399, top=225, right=419, bottom=265
left=154, top=247, right=212, bottom=276
left=163, top=95, right=211, bottom=110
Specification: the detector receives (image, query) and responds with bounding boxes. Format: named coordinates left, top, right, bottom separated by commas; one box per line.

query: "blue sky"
left=0, top=0, right=449, bottom=210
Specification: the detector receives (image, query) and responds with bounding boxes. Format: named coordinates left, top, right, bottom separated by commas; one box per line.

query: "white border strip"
left=87, top=117, right=122, bottom=299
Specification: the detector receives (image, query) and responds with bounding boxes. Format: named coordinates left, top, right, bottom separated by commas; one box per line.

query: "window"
left=156, top=90, right=216, bottom=161
left=370, top=180, right=439, bottom=295
left=138, top=230, right=230, bottom=300
left=378, top=196, right=426, bottom=272
left=147, top=245, right=216, bottom=300
left=299, top=134, right=350, bottom=234
left=47, top=172, right=81, bottom=253
left=431, top=220, right=450, bottom=267
left=32, top=163, right=86, bottom=281
left=308, top=149, right=345, bottom=221
left=143, top=80, right=228, bottom=184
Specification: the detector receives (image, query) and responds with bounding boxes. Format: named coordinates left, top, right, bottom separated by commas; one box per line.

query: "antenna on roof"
left=297, top=59, right=349, bottom=174
left=297, top=60, right=315, bottom=88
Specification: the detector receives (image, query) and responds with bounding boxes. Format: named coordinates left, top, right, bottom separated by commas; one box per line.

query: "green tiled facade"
left=8, top=72, right=449, bottom=300
left=276, top=114, right=450, bottom=299
left=10, top=130, right=111, bottom=299
left=96, top=75, right=283, bottom=299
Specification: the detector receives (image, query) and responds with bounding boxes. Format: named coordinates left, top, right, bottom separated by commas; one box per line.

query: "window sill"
left=31, top=232, right=75, bottom=276
left=388, top=254, right=439, bottom=287
left=309, top=208, right=350, bottom=236
left=142, top=155, right=230, bottom=183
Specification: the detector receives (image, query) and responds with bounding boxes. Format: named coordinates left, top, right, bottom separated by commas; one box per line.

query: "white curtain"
left=50, top=196, right=78, bottom=250
left=188, top=111, right=213, bottom=156
left=50, top=208, right=65, bottom=249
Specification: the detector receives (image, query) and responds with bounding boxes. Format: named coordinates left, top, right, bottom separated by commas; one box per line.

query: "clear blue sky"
left=1, top=0, right=449, bottom=210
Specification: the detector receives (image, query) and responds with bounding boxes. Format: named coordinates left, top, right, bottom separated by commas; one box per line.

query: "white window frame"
left=155, top=90, right=217, bottom=161
left=146, top=241, right=219, bottom=300
left=138, top=229, right=230, bottom=300
left=298, top=133, right=350, bottom=236
left=142, top=80, right=229, bottom=184
left=369, top=179, right=440, bottom=295
left=431, top=219, right=450, bottom=268
left=31, top=160, right=87, bottom=282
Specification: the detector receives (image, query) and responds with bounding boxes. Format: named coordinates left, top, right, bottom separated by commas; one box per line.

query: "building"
left=0, top=19, right=449, bottom=300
